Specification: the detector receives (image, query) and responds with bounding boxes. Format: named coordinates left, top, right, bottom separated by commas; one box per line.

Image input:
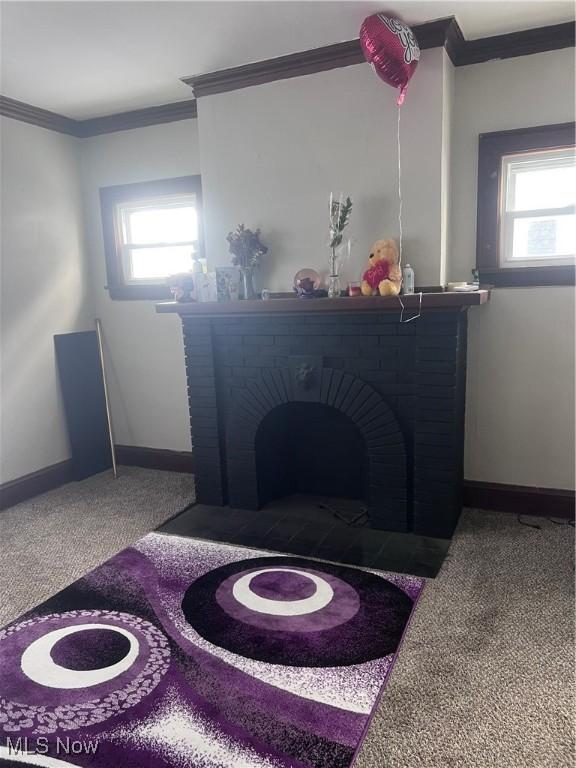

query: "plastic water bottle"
left=402, top=264, right=415, bottom=295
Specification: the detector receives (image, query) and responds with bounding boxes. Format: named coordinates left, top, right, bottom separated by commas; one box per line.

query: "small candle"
left=348, top=281, right=361, bottom=297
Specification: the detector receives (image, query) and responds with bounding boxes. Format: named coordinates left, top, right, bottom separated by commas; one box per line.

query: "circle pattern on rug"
left=21, top=623, right=139, bottom=689
left=232, top=568, right=334, bottom=615
left=50, top=626, right=132, bottom=671
left=0, top=610, right=170, bottom=735
left=182, top=556, right=414, bottom=667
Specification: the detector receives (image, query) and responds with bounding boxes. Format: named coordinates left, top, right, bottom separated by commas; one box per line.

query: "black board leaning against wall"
left=54, top=331, right=112, bottom=480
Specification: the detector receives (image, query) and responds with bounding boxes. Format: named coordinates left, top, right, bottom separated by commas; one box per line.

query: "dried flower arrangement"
left=226, top=224, right=268, bottom=271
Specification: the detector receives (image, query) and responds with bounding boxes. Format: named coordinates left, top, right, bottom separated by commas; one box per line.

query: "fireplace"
left=158, top=292, right=489, bottom=538
left=255, top=401, right=368, bottom=506
left=228, top=367, right=407, bottom=528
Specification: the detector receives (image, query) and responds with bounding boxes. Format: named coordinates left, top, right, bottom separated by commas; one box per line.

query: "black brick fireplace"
left=158, top=293, right=488, bottom=538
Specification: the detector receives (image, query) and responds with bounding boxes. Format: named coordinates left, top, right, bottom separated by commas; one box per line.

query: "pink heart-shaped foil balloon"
left=360, top=14, right=420, bottom=106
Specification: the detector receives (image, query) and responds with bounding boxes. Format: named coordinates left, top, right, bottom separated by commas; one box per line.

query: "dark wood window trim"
left=100, top=176, right=203, bottom=300
left=476, top=122, right=576, bottom=287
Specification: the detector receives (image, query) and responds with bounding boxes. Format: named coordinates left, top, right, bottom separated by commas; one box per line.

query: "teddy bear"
left=361, top=239, right=402, bottom=297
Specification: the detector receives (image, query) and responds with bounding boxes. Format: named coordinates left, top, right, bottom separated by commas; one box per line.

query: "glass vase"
left=327, top=245, right=345, bottom=298
left=327, top=274, right=341, bottom=298
left=241, top=269, right=256, bottom=300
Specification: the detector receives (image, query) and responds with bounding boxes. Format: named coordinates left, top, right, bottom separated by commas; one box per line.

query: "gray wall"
left=80, top=120, right=201, bottom=452
left=0, top=118, right=94, bottom=483
left=198, top=48, right=451, bottom=290
left=450, top=49, right=575, bottom=487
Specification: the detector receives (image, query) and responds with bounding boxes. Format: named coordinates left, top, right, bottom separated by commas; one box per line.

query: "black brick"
left=416, top=347, right=458, bottom=361
left=178, top=304, right=467, bottom=538
left=413, top=478, right=457, bottom=495
left=342, top=324, right=397, bottom=336
left=418, top=323, right=458, bottom=336
left=416, top=443, right=459, bottom=458
left=416, top=336, right=458, bottom=348
left=244, top=355, right=276, bottom=368
left=415, top=420, right=454, bottom=435
left=415, top=385, right=456, bottom=398
left=184, top=353, right=213, bottom=367
left=357, top=335, right=380, bottom=347
left=415, top=432, right=456, bottom=447
left=243, top=335, right=274, bottom=346
left=217, top=350, right=245, bottom=365
left=416, top=410, right=455, bottom=424
left=187, top=376, right=216, bottom=389
left=345, top=358, right=381, bottom=371
left=416, top=360, right=456, bottom=374
left=187, top=366, right=215, bottom=381
left=229, top=366, right=249, bottom=378
left=416, top=397, right=455, bottom=412
left=361, top=371, right=398, bottom=392
left=360, top=349, right=389, bottom=365
left=187, top=383, right=217, bottom=398
left=414, top=466, right=459, bottom=481
left=379, top=337, right=402, bottom=348
left=416, top=373, right=457, bottom=386
left=184, top=343, right=212, bottom=357
left=415, top=455, right=456, bottom=470
left=368, top=474, right=407, bottom=489
left=192, top=431, right=219, bottom=446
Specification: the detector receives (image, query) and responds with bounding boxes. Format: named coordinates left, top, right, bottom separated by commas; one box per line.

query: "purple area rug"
left=0, top=533, right=424, bottom=768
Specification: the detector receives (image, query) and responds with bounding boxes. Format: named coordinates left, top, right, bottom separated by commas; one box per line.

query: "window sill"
left=108, top=284, right=173, bottom=301
left=478, top=265, right=575, bottom=287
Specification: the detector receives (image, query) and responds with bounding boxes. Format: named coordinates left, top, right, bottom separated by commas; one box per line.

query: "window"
left=500, top=148, right=575, bottom=267
left=476, top=123, right=575, bottom=287
left=100, top=176, right=203, bottom=299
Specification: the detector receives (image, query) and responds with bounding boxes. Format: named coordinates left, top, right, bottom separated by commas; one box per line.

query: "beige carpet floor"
left=0, top=467, right=573, bottom=767
left=0, top=466, right=194, bottom=625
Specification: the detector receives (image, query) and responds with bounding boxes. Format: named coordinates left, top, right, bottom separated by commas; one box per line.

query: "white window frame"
left=499, top=147, right=576, bottom=269
left=114, top=193, right=199, bottom=285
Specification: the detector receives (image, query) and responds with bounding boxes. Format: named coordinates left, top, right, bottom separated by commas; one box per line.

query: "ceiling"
left=1, top=1, right=574, bottom=119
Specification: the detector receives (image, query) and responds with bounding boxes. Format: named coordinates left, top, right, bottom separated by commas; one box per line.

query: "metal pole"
left=95, top=318, right=118, bottom=478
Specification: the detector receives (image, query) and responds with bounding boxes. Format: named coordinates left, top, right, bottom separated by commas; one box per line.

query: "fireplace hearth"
left=158, top=292, right=489, bottom=538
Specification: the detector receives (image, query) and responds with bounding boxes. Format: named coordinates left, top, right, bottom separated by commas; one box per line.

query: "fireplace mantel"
left=160, top=289, right=489, bottom=538
left=156, top=290, right=490, bottom=317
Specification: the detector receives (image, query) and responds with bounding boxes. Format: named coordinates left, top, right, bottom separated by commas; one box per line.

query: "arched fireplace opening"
left=225, top=368, right=409, bottom=530
left=255, top=401, right=368, bottom=508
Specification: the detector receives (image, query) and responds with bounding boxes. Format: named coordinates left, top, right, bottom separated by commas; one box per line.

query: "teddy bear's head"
left=368, top=239, right=399, bottom=267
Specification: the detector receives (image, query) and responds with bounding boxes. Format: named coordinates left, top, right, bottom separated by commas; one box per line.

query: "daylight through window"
left=500, top=147, right=576, bottom=268
left=100, top=175, right=203, bottom=299
left=117, top=195, right=199, bottom=283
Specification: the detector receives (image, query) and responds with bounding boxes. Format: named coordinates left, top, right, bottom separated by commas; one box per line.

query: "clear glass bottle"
left=327, top=274, right=341, bottom=298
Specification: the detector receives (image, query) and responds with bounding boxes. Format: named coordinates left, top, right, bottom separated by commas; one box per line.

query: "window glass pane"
left=128, top=245, right=195, bottom=280
left=505, top=149, right=576, bottom=212
left=126, top=204, right=198, bottom=244
left=511, top=165, right=575, bottom=211
left=510, top=214, right=575, bottom=261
